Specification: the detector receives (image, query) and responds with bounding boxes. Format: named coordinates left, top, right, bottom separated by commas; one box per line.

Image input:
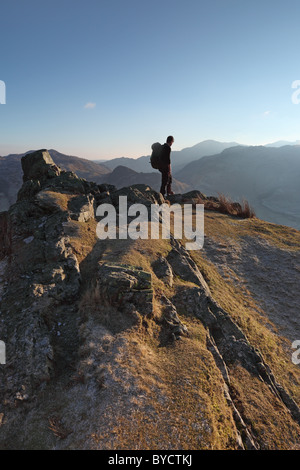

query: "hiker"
left=159, top=136, right=174, bottom=197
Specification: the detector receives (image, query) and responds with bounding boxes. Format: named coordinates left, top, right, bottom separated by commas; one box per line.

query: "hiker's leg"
left=160, top=169, right=168, bottom=195
left=166, top=167, right=173, bottom=195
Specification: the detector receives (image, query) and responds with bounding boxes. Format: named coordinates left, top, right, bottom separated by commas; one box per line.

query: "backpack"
left=150, top=142, right=163, bottom=169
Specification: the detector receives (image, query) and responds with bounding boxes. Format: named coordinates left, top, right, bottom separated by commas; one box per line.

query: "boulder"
left=159, top=294, right=189, bottom=340
left=97, top=262, right=153, bottom=316
left=68, top=194, right=95, bottom=222
left=21, top=149, right=61, bottom=183
left=152, top=256, right=174, bottom=287
left=110, top=184, right=164, bottom=209
left=182, top=190, right=206, bottom=203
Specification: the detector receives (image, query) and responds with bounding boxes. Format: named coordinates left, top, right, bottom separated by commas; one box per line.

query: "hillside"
left=103, top=140, right=241, bottom=173
left=48, top=149, right=111, bottom=178
left=176, top=145, right=300, bottom=230
left=0, top=150, right=300, bottom=450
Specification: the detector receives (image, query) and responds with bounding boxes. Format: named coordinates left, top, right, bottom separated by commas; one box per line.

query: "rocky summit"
left=0, top=149, right=300, bottom=450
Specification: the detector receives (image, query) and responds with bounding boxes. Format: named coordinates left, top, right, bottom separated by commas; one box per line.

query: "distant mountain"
left=98, top=165, right=190, bottom=194
left=171, top=140, right=243, bottom=171
left=265, top=140, right=300, bottom=147
left=47, top=149, right=111, bottom=178
left=0, top=149, right=111, bottom=212
left=176, top=145, right=300, bottom=230
left=0, top=154, right=22, bottom=213
left=101, top=155, right=151, bottom=173
left=102, top=140, right=242, bottom=173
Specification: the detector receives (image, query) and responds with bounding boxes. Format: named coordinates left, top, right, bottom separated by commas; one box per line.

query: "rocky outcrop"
left=21, top=149, right=61, bottom=183
left=0, top=149, right=111, bottom=213
left=0, top=152, right=98, bottom=408
left=0, top=151, right=163, bottom=407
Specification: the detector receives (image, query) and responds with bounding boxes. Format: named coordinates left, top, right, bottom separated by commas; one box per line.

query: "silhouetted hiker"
left=159, top=135, right=174, bottom=197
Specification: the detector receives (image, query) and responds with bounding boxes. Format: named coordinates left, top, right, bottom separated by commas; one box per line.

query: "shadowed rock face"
left=21, top=149, right=61, bottom=183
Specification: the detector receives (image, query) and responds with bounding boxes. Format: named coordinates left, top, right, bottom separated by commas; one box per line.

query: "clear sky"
left=1, top=0, right=300, bottom=160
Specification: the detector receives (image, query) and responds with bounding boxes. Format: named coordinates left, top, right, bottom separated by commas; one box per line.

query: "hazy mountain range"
left=100, top=139, right=242, bottom=173
left=1, top=140, right=300, bottom=230
left=175, top=144, right=300, bottom=230
left=265, top=140, right=300, bottom=147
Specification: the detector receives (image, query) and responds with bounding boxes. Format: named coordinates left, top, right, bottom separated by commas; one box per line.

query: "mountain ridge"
left=175, top=144, right=300, bottom=230
left=1, top=140, right=300, bottom=231
left=102, top=139, right=242, bottom=173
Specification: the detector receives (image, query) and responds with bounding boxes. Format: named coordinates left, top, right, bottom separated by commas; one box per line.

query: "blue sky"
left=1, top=0, right=300, bottom=159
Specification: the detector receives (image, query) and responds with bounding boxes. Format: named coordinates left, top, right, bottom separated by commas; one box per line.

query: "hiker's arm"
left=166, top=146, right=171, bottom=165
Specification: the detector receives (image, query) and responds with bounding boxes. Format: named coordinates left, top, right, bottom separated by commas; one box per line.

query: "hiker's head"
left=166, top=136, right=174, bottom=146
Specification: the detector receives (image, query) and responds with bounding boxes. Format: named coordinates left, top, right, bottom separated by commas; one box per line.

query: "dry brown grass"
left=190, top=245, right=300, bottom=406
left=238, top=198, right=256, bottom=219
left=229, top=366, right=300, bottom=449
left=37, top=190, right=75, bottom=211
left=218, top=193, right=256, bottom=218
left=78, top=279, right=115, bottom=326
left=89, top=318, right=240, bottom=450
left=204, top=193, right=256, bottom=219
